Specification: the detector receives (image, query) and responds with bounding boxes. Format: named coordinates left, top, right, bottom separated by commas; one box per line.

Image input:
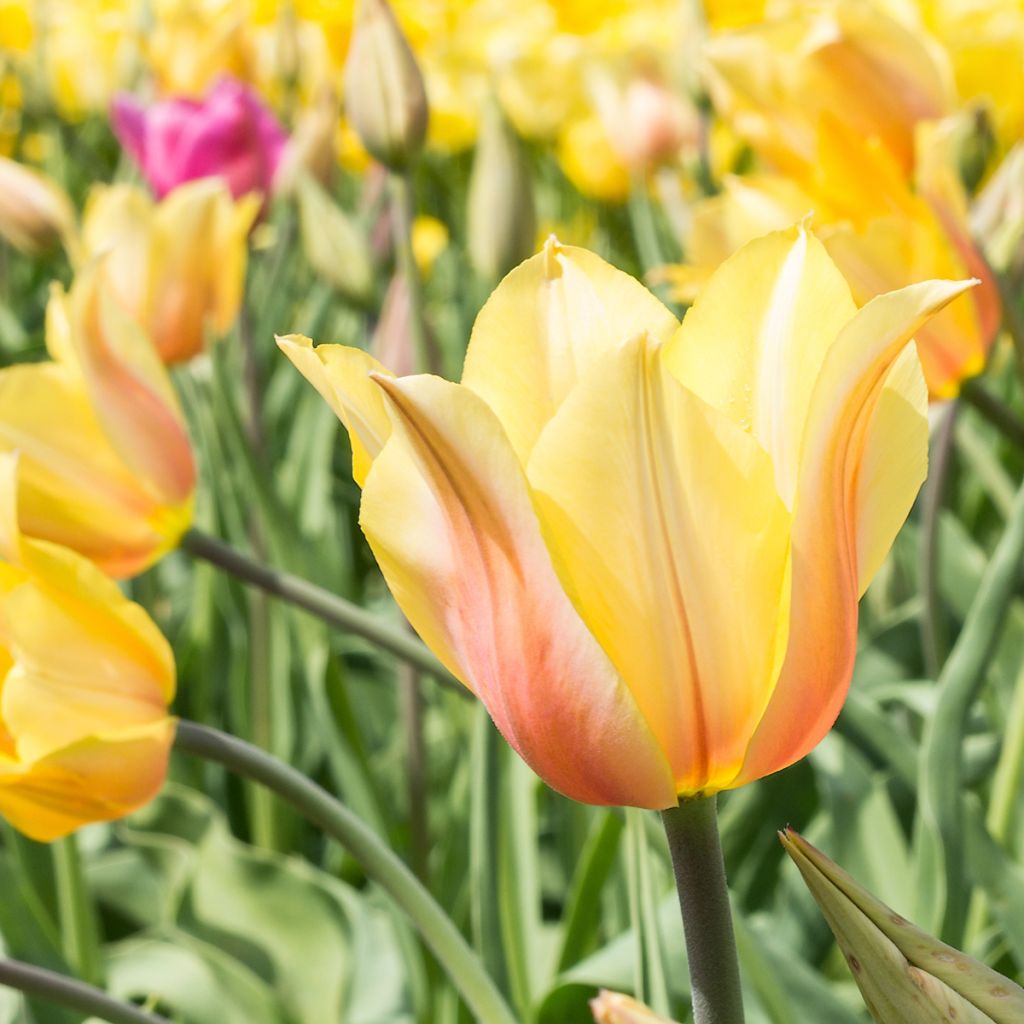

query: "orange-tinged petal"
left=361, top=372, right=677, bottom=808
left=460, top=236, right=678, bottom=464
left=737, top=277, right=976, bottom=786
left=664, top=225, right=857, bottom=507
left=527, top=335, right=791, bottom=794
left=276, top=334, right=393, bottom=487
left=0, top=720, right=176, bottom=843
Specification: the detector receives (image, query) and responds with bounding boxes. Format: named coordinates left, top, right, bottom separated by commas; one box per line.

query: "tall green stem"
left=0, top=958, right=165, bottom=1024
left=173, top=721, right=517, bottom=1024
left=52, top=835, right=101, bottom=985
left=661, top=796, right=745, bottom=1024
left=180, top=528, right=462, bottom=690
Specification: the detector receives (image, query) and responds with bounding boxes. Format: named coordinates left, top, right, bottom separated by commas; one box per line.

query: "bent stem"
left=0, top=957, right=167, bottom=1024
left=180, top=528, right=463, bottom=691
left=173, top=720, right=517, bottom=1024
left=661, top=796, right=745, bottom=1024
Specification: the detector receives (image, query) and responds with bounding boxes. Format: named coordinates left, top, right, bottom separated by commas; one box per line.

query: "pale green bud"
left=781, top=829, right=1024, bottom=1023
left=343, top=0, right=427, bottom=170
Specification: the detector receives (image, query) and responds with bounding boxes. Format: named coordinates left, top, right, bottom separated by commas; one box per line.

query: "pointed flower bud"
left=0, top=156, right=78, bottom=258
left=781, top=829, right=1024, bottom=1024
left=343, top=0, right=428, bottom=170
left=295, top=171, right=376, bottom=306
left=467, top=98, right=536, bottom=283
left=590, top=990, right=678, bottom=1023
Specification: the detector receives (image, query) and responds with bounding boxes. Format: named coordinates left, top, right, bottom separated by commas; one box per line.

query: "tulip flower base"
left=661, top=797, right=745, bottom=1024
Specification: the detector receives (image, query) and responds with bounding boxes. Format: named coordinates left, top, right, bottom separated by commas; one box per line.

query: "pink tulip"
left=111, top=76, right=287, bottom=200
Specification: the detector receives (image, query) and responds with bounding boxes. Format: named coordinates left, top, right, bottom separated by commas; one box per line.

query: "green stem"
left=661, top=796, right=745, bottom=1024
left=987, top=661, right=1024, bottom=845
left=180, top=528, right=462, bottom=690
left=173, top=721, right=517, bottom=1024
left=52, top=835, right=102, bottom=985
left=0, top=958, right=164, bottom=1024
left=920, top=401, right=959, bottom=678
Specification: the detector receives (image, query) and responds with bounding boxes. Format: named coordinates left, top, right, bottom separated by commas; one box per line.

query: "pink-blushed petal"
left=737, top=278, right=975, bottom=786
left=527, top=335, right=791, bottom=795
left=361, top=373, right=677, bottom=808
left=110, top=94, right=147, bottom=168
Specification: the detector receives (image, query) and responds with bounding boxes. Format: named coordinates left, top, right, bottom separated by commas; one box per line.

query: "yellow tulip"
left=0, top=266, right=195, bottom=578
left=281, top=228, right=971, bottom=806
left=0, top=454, right=176, bottom=843
left=703, top=1, right=954, bottom=177
left=82, top=180, right=260, bottom=365
left=591, top=990, right=678, bottom=1024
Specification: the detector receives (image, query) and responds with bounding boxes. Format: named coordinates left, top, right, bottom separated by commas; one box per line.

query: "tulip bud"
left=295, top=171, right=376, bottom=307
left=343, top=0, right=428, bottom=170
left=781, top=829, right=1024, bottom=1023
left=590, top=990, right=679, bottom=1024
left=467, top=98, right=536, bottom=282
left=971, top=143, right=1024, bottom=278
left=0, top=155, right=79, bottom=258
left=276, top=86, right=339, bottom=194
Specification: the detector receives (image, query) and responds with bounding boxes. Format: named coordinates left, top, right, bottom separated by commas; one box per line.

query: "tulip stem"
left=173, top=720, right=518, bottom=1024
left=0, top=957, right=167, bottom=1024
left=52, top=834, right=102, bottom=986
left=959, top=378, right=1024, bottom=450
left=661, top=796, right=745, bottom=1024
left=180, top=528, right=463, bottom=691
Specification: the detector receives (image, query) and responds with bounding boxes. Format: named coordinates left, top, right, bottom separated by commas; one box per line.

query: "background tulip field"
left=2, top=2, right=1024, bottom=1023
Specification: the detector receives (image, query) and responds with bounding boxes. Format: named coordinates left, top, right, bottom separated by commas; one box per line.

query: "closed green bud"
left=343, top=0, right=428, bottom=171
left=781, top=829, right=1024, bottom=1023
left=467, top=98, right=536, bottom=284
left=295, top=171, right=376, bottom=307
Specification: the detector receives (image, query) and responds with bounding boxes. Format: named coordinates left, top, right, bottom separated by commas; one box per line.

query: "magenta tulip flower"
left=111, top=77, right=288, bottom=200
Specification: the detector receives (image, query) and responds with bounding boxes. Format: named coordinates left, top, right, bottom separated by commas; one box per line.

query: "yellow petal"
left=461, top=236, right=678, bottom=463
left=527, top=336, right=791, bottom=795
left=361, top=373, right=677, bottom=808
left=0, top=720, right=176, bottom=843
left=276, top=334, right=394, bottom=487
left=663, top=225, right=857, bottom=507
left=738, top=277, right=975, bottom=786
left=854, top=344, right=928, bottom=595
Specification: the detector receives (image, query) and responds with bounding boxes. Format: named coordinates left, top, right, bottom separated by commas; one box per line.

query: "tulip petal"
left=663, top=225, right=857, bottom=507
left=276, top=335, right=394, bottom=487
left=362, top=373, right=677, bottom=808
left=855, top=344, right=928, bottom=595
left=461, top=236, right=678, bottom=463
left=738, top=278, right=975, bottom=785
left=528, top=336, right=791, bottom=794
left=0, top=719, right=176, bottom=842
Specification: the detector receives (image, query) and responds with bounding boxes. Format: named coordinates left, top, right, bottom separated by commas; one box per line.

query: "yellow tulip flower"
left=0, top=266, right=195, bottom=578
left=703, top=1, right=954, bottom=177
left=0, top=454, right=176, bottom=843
left=281, top=229, right=971, bottom=806
left=0, top=155, right=79, bottom=259
left=82, top=179, right=260, bottom=365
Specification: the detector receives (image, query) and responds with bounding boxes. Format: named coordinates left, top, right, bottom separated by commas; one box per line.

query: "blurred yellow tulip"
left=0, top=454, right=176, bottom=843
left=703, top=1, right=954, bottom=177
left=591, top=990, right=678, bottom=1024
left=82, top=179, right=260, bottom=365
left=0, top=267, right=195, bottom=578
left=281, top=228, right=970, bottom=806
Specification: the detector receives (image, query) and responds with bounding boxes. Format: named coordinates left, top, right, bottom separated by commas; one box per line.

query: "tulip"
left=82, top=179, right=260, bottom=364
left=781, top=830, right=1024, bottom=1023
left=591, top=991, right=678, bottom=1023
left=111, top=76, right=288, bottom=200
left=0, top=453, right=176, bottom=842
left=280, top=228, right=971, bottom=806
left=703, top=2, right=954, bottom=177
left=343, top=0, right=428, bottom=170
left=0, top=266, right=195, bottom=578
left=0, top=155, right=79, bottom=258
